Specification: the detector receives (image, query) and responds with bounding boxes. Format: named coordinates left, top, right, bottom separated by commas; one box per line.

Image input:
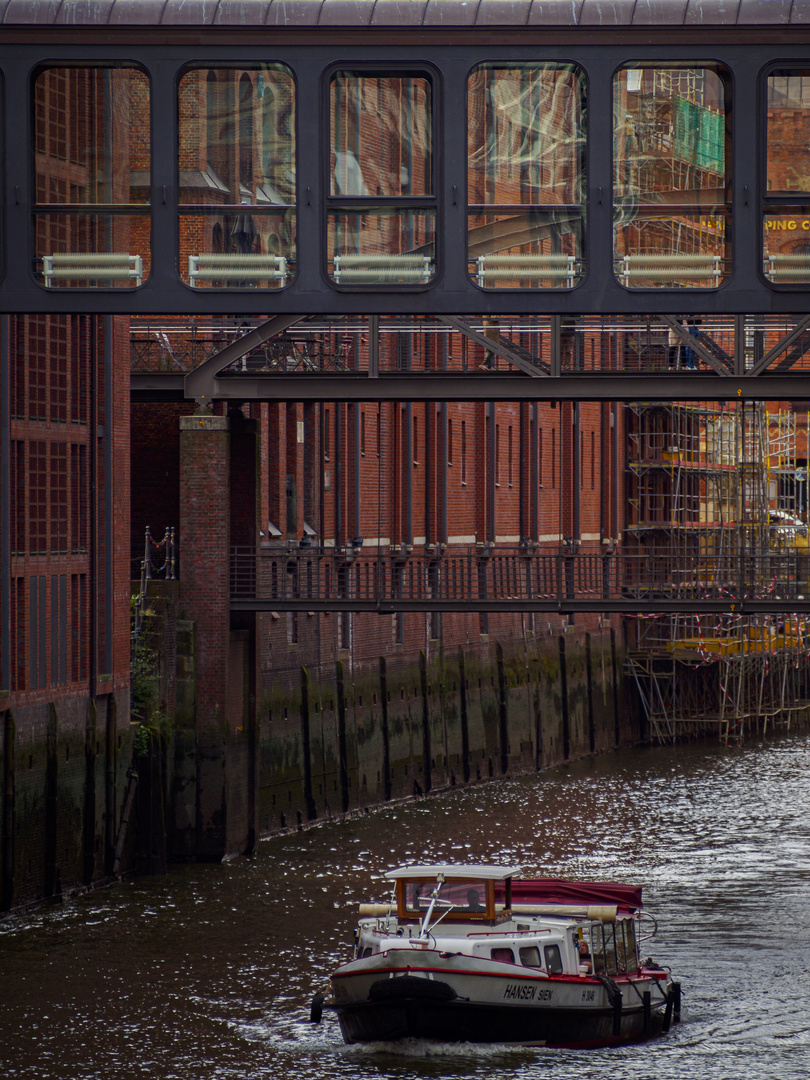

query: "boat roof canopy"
left=385, top=864, right=521, bottom=881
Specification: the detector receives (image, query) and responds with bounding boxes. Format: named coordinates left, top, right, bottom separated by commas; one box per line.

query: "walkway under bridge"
left=230, top=546, right=810, bottom=615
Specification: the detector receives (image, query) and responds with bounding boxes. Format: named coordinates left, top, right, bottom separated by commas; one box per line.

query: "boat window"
left=490, top=947, right=515, bottom=964
left=402, top=878, right=490, bottom=916
left=543, top=944, right=563, bottom=975
left=519, top=945, right=542, bottom=967
left=590, top=922, right=618, bottom=975
left=360, top=946, right=373, bottom=958
left=617, top=919, right=638, bottom=973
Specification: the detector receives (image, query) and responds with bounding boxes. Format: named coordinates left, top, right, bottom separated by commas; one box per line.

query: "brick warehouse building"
left=5, top=2, right=810, bottom=910
left=2, top=54, right=623, bottom=904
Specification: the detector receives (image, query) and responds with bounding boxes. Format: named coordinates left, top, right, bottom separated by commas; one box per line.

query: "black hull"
left=336, top=998, right=665, bottom=1048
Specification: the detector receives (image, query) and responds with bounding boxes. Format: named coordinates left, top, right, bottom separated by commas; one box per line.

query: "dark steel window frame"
left=30, top=59, right=153, bottom=293
left=759, top=60, right=810, bottom=293
left=322, top=60, right=441, bottom=292
left=464, top=57, right=588, bottom=294
left=175, top=58, right=298, bottom=293
left=610, top=57, right=734, bottom=295
left=0, top=38, right=804, bottom=315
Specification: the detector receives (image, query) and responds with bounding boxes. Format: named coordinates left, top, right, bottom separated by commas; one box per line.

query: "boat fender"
left=672, top=981, right=682, bottom=1022
left=310, top=994, right=325, bottom=1023
left=359, top=903, right=395, bottom=916
left=596, top=974, right=623, bottom=1037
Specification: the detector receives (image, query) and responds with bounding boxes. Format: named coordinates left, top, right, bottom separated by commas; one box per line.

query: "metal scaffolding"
left=625, top=400, right=810, bottom=743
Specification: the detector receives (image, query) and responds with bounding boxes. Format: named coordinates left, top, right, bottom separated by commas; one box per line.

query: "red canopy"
left=498, top=878, right=643, bottom=914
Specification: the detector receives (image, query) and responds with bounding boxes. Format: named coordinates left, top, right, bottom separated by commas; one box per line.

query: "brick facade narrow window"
left=591, top=430, right=596, bottom=489
left=71, top=443, right=88, bottom=553
left=51, top=573, right=67, bottom=686
left=11, top=578, right=26, bottom=691
left=29, top=440, right=48, bottom=554
left=50, top=316, right=69, bottom=422
left=71, top=573, right=89, bottom=682
left=28, top=322, right=48, bottom=420
left=11, top=320, right=26, bottom=418
left=29, top=575, right=47, bottom=690
left=70, top=317, right=89, bottom=425
left=50, top=442, right=68, bottom=554
left=11, top=441, right=25, bottom=555
left=539, top=426, right=544, bottom=487
left=461, top=420, right=467, bottom=485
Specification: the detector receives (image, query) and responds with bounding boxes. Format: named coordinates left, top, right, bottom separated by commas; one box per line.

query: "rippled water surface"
left=3, top=734, right=810, bottom=1079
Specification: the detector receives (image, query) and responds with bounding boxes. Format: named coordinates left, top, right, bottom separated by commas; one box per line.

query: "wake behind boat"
left=313, top=863, right=681, bottom=1048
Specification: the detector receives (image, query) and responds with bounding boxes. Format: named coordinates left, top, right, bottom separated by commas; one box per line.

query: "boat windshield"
left=589, top=918, right=639, bottom=975
left=403, top=879, right=488, bottom=916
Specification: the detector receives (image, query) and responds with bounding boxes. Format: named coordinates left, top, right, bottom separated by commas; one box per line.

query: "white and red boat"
left=316, top=863, right=681, bottom=1047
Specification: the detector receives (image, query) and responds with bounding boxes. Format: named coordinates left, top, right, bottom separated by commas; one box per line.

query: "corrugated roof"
left=1, top=0, right=807, bottom=26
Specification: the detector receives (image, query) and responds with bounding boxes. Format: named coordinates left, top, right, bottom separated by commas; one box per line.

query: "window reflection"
left=327, top=72, right=435, bottom=287
left=178, top=65, right=296, bottom=289
left=613, top=66, right=729, bottom=289
left=33, top=66, right=150, bottom=288
left=764, top=72, right=810, bottom=284
left=467, top=64, right=585, bottom=289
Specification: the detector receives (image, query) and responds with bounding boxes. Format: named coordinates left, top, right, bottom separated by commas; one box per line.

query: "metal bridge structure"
left=6, top=0, right=810, bottom=621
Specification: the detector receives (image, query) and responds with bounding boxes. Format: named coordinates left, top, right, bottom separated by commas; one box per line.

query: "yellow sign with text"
left=765, top=218, right=810, bottom=231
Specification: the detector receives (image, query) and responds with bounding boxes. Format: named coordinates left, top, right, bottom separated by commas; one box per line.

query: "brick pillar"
left=179, top=409, right=230, bottom=859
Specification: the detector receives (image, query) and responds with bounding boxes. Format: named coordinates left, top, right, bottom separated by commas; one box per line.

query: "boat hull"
left=335, top=994, right=668, bottom=1047
left=331, top=963, right=674, bottom=1047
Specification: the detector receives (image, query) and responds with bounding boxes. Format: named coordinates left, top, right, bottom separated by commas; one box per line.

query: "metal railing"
left=133, top=526, right=178, bottom=639
left=229, top=546, right=810, bottom=613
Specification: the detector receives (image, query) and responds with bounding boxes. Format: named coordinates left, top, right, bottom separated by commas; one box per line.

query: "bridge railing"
left=229, top=547, right=810, bottom=609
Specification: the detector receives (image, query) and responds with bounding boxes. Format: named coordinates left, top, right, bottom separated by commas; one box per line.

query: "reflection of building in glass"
left=613, top=67, right=728, bottom=289
left=327, top=73, right=436, bottom=285
left=179, top=66, right=297, bottom=288
left=467, top=64, right=585, bottom=289
left=34, top=67, right=150, bottom=287
left=764, top=71, right=810, bottom=283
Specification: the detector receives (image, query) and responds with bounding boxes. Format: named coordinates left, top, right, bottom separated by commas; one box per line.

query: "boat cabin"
left=385, top=863, right=519, bottom=923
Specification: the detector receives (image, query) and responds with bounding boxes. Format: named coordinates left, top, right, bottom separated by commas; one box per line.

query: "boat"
left=313, top=863, right=681, bottom=1047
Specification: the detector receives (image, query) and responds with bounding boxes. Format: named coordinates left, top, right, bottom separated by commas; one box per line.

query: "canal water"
left=2, top=733, right=809, bottom=1079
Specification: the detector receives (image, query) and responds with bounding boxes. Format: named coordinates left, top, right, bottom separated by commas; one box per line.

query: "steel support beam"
left=749, top=314, right=810, bottom=376
left=133, top=371, right=810, bottom=404
left=184, top=314, right=305, bottom=404
left=231, top=597, right=810, bottom=615
left=438, top=316, right=543, bottom=376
